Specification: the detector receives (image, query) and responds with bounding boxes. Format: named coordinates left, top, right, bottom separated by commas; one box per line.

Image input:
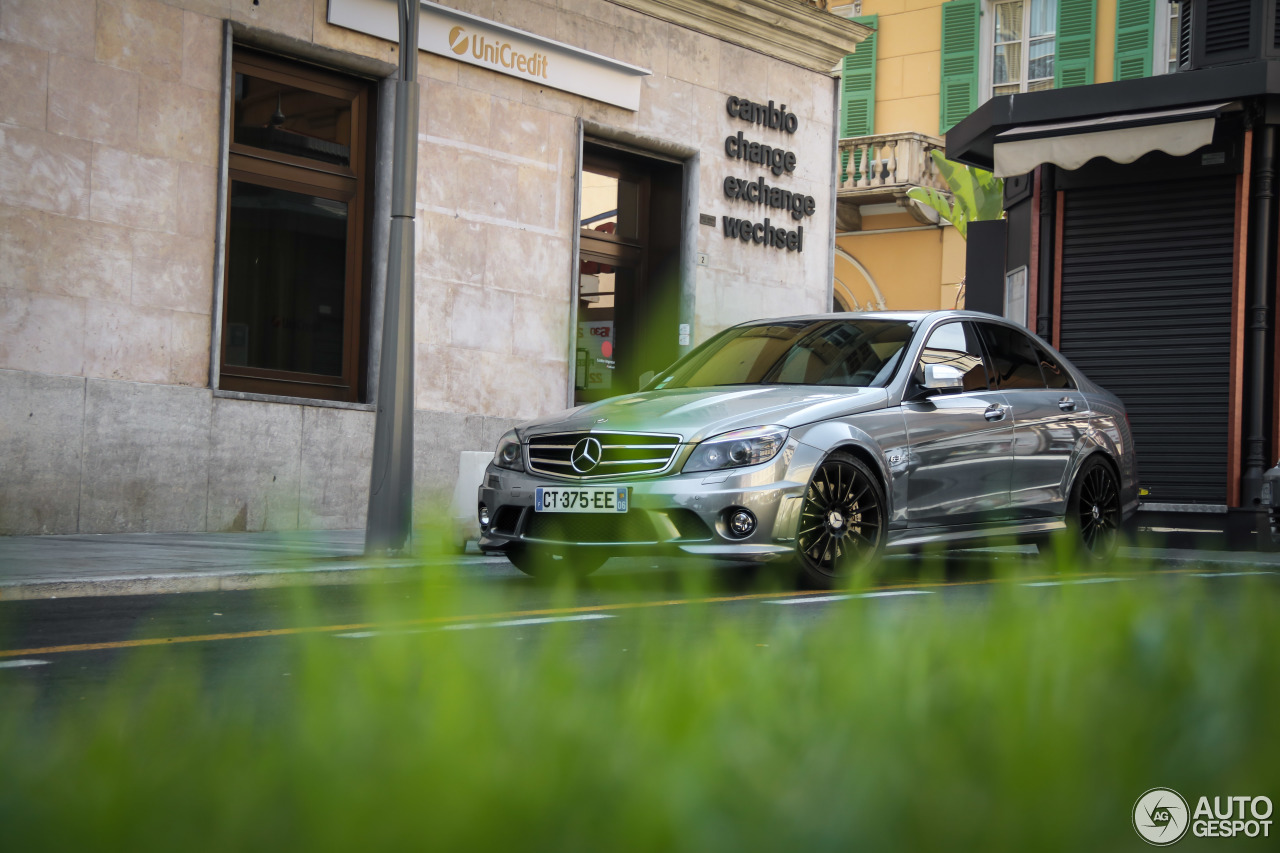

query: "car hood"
left=518, top=386, right=889, bottom=444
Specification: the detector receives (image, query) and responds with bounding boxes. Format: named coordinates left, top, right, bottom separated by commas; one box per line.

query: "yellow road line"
left=0, top=565, right=1241, bottom=659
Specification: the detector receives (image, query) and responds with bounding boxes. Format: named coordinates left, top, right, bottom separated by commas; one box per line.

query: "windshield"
left=646, top=318, right=917, bottom=390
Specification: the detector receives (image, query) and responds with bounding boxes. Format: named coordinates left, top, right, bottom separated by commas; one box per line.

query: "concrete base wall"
left=0, top=368, right=515, bottom=535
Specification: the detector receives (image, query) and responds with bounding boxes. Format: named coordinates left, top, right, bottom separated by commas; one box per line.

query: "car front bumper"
left=476, top=439, right=826, bottom=562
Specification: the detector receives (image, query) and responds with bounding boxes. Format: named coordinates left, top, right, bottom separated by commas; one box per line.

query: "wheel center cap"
left=828, top=510, right=845, bottom=530
left=1091, top=505, right=1101, bottom=521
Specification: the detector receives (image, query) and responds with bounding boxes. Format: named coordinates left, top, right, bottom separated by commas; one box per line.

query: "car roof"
left=735, top=309, right=1011, bottom=325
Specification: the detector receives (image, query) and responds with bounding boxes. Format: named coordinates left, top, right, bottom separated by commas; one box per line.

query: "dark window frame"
left=218, top=49, right=374, bottom=403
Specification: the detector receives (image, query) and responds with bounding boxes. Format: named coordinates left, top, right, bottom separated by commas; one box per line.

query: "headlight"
left=493, top=431, right=524, bottom=472
left=683, top=426, right=788, bottom=473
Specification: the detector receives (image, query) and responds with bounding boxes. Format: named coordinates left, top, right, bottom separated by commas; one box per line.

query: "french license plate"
left=534, top=486, right=628, bottom=513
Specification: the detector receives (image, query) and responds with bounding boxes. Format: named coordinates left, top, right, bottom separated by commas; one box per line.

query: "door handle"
left=984, top=404, right=1007, bottom=422
left=1058, top=397, right=1076, bottom=412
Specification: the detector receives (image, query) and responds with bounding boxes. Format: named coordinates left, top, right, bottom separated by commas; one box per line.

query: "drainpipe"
left=1241, top=123, right=1276, bottom=543
left=365, top=0, right=420, bottom=555
left=1035, top=164, right=1055, bottom=342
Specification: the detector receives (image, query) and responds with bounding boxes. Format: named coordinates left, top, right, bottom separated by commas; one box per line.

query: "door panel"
left=902, top=320, right=1013, bottom=527
left=977, top=322, right=1090, bottom=519
left=1002, top=388, right=1091, bottom=518
left=903, top=393, right=1015, bottom=527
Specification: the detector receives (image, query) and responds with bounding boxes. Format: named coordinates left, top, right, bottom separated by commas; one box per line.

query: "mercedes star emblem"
left=570, top=437, right=603, bottom=473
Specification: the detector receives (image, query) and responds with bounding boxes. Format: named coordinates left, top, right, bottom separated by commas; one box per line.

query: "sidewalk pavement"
left=1, top=530, right=1279, bottom=602
left=0, top=530, right=508, bottom=601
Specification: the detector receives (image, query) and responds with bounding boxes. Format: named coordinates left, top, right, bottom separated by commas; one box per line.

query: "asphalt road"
left=2, top=550, right=1277, bottom=702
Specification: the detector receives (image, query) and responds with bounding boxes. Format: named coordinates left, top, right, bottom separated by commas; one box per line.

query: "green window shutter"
left=939, top=0, right=979, bottom=135
left=840, top=15, right=876, bottom=182
left=1055, top=0, right=1097, bottom=88
left=1113, top=0, right=1154, bottom=80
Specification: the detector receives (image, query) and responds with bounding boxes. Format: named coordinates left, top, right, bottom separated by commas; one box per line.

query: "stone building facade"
left=0, top=0, right=863, bottom=535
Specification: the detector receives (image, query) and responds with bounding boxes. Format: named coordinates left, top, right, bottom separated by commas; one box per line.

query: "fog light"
left=478, top=503, right=490, bottom=529
left=728, top=508, right=756, bottom=538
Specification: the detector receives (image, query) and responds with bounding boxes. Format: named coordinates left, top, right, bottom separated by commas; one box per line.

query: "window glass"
left=978, top=323, right=1047, bottom=389
left=225, top=182, right=348, bottom=376
left=916, top=322, right=989, bottom=392
left=580, top=166, right=642, bottom=242
left=992, top=0, right=1055, bottom=97
left=1036, top=345, right=1074, bottom=390
left=650, top=320, right=916, bottom=390
left=234, top=73, right=352, bottom=167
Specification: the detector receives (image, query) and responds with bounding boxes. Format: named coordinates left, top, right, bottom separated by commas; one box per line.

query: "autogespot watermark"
left=1133, top=788, right=1274, bottom=845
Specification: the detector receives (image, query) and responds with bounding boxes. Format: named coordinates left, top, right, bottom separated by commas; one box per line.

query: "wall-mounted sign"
left=328, top=0, right=651, bottom=111
left=719, top=96, right=812, bottom=253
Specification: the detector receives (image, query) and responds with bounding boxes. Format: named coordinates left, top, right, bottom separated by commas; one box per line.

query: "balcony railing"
left=838, top=132, right=947, bottom=193
left=836, top=132, right=948, bottom=228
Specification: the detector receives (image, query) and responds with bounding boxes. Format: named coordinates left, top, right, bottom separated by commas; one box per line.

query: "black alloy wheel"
left=795, top=451, right=886, bottom=588
left=1069, top=457, right=1122, bottom=560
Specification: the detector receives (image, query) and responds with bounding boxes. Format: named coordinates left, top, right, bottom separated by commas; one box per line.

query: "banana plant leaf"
left=906, top=151, right=1003, bottom=241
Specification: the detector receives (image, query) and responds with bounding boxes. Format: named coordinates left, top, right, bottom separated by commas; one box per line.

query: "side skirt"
left=887, top=519, right=1067, bottom=551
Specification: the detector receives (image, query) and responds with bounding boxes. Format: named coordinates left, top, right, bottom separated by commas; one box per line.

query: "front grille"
left=527, top=431, right=682, bottom=479
left=525, top=512, right=658, bottom=544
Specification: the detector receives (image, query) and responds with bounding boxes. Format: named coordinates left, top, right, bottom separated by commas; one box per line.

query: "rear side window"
left=977, top=323, right=1045, bottom=390
left=1036, top=345, right=1074, bottom=389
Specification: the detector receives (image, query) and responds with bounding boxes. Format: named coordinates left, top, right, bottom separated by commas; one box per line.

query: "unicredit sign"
left=447, top=25, right=549, bottom=78
left=329, top=0, right=648, bottom=111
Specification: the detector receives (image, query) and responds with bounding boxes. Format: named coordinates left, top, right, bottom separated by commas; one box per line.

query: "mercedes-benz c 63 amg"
left=478, top=311, right=1137, bottom=587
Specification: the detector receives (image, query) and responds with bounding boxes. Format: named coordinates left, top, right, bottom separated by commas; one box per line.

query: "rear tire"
left=506, top=545, right=606, bottom=580
left=1066, top=457, right=1122, bottom=562
left=794, top=451, right=886, bottom=589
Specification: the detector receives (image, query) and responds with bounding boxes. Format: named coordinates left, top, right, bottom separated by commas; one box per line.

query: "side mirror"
left=923, top=363, right=964, bottom=391
left=638, top=370, right=655, bottom=390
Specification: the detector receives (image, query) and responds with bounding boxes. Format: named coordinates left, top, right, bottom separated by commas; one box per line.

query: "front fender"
left=791, top=410, right=909, bottom=528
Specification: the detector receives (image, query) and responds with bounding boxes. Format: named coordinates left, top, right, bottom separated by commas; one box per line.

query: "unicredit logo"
left=448, top=25, right=468, bottom=56
left=444, top=24, right=549, bottom=78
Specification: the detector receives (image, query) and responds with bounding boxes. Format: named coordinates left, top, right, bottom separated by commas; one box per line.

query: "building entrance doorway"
left=575, top=144, right=683, bottom=405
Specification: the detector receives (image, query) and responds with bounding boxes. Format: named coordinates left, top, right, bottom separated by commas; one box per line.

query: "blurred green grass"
left=1, top=557, right=1276, bottom=852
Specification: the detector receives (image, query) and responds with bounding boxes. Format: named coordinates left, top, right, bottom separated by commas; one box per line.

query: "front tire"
left=794, top=451, right=886, bottom=588
left=506, top=545, right=606, bottom=580
left=1067, top=457, right=1122, bottom=561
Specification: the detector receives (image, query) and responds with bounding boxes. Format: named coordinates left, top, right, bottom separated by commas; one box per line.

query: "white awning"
left=992, top=103, right=1232, bottom=178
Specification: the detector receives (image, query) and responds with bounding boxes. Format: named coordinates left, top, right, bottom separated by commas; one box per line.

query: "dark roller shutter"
left=1058, top=175, right=1236, bottom=505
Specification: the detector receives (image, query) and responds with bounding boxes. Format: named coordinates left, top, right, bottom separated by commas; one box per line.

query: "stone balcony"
left=836, top=132, right=948, bottom=231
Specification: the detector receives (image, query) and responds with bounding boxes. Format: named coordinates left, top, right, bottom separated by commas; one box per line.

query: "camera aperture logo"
left=1134, top=788, right=1190, bottom=846
left=1134, top=788, right=1274, bottom=844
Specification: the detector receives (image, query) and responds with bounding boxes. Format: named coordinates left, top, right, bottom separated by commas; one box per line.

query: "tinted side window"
left=978, top=324, right=1046, bottom=390
left=915, top=321, right=989, bottom=392
left=1036, top=345, right=1074, bottom=389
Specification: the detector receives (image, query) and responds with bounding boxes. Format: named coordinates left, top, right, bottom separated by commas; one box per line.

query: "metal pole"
left=365, top=0, right=420, bottom=555
left=1241, top=123, right=1276, bottom=543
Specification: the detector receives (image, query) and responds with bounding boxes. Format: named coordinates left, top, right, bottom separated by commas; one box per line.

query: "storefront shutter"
left=841, top=15, right=877, bottom=183
left=1113, top=0, right=1154, bottom=80
left=939, top=0, right=979, bottom=134
left=1058, top=175, right=1236, bottom=505
left=1055, top=0, right=1097, bottom=87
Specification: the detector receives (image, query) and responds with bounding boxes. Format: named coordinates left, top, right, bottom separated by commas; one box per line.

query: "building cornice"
left=608, top=0, right=869, bottom=75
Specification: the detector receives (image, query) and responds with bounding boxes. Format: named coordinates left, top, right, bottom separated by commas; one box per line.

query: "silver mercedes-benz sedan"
left=478, top=311, right=1138, bottom=587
